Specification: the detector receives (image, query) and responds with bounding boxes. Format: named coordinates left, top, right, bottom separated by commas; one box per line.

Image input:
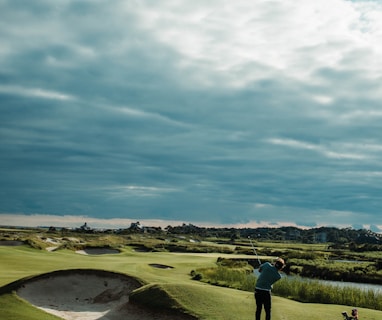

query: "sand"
left=75, top=248, right=120, bottom=255
left=16, top=270, right=196, bottom=320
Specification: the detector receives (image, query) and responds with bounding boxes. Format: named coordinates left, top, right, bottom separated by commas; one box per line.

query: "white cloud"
left=340, top=110, right=382, bottom=121
left=0, top=85, right=75, bottom=101
left=122, top=0, right=382, bottom=88
left=267, top=138, right=367, bottom=160
left=103, top=185, right=179, bottom=199
left=312, top=95, right=333, bottom=105
left=109, top=105, right=190, bottom=128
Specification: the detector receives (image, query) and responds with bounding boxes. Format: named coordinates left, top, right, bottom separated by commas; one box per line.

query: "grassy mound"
left=0, top=292, right=62, bottom=320
left=130, top=283, right=198, bottom=318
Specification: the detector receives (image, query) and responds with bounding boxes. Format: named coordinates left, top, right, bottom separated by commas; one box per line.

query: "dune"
left=16, top=269, right=196, bottom=320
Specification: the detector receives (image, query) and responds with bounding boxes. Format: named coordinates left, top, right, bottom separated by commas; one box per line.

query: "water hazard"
left=253, top=269, right=382, bottom=293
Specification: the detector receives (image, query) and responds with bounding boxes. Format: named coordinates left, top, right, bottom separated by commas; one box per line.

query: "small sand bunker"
left=76, top=247, right=120, bottom=255
left=149, top=264, right=174, bottom=269
left=16, top=269, right=195, bottom=320
left=133, top=245, right=150, bottom=252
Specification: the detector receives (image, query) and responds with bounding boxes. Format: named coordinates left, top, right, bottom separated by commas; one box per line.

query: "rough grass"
left=194, top=264, right=382, bottom=311
left=274, top=277, right=382, bottom=310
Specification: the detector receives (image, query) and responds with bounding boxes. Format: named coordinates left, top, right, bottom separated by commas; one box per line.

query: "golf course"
left=1, top=227, right=381, bottom=319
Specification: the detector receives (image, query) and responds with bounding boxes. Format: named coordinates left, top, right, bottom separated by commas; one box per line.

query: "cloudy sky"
left=1, top=0, right=382, bottom=231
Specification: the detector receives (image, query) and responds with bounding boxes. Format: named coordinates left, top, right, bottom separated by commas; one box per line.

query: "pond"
left=318, top=278, right=382, bottom=293
left=253, top=269, right=382, bottom=293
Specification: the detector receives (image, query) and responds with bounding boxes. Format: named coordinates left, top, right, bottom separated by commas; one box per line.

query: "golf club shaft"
left=249, top=237, right=261, bottom=265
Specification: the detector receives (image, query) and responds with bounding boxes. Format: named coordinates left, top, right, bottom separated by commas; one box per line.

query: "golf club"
left=248, top=236, right=261, bottom=266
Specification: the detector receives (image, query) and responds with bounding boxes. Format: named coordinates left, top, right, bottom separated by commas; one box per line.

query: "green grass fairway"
left=1, top=245, right=381, bottom=319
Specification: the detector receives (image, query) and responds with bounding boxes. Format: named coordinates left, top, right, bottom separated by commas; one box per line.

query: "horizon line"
left=1, top=213, right=380, bottom=233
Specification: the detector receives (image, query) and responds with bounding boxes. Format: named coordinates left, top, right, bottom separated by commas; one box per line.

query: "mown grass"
left=1, top=240, right=382, bottom=319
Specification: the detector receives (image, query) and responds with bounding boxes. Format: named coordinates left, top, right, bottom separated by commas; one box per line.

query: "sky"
left=1, top=0, right=382, bottom=231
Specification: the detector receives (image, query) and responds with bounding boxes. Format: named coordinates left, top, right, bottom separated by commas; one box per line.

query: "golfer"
left=254, top=257, right=285, bottom=320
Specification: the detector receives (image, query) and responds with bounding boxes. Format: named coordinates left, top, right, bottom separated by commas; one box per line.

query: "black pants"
left=255, top=289, right=271, bottom=320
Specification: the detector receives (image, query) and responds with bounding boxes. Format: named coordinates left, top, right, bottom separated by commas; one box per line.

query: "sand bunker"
left=149, top=264, right=174, bottom=269
left=76, top=248, right=120, bottom=255
left=16, top=269, right=196, bottom=320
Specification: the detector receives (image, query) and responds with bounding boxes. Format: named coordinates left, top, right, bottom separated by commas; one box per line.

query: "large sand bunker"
left=16, top=269, right=196, bottom=320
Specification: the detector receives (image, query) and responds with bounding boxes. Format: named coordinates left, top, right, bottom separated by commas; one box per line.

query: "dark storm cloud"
left=1, top=0, right=382, bottom=229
